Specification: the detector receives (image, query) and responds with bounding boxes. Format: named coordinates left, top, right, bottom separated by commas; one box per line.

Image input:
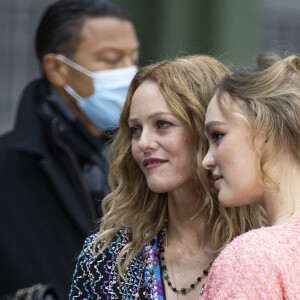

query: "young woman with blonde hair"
left=70, top=55, right=265, bottom=299
left=202, top=53, right=300, bottom=299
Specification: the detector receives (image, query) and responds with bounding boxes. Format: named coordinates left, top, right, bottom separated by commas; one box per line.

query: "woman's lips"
left=143, top=158, right=168, bottom=170
left=212, top=174, right=223, bottom=189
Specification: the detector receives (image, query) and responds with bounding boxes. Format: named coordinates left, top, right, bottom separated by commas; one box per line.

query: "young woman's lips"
left=212, top=174, right=223, bottom=189
left=143, top=158, right=168, bottom=170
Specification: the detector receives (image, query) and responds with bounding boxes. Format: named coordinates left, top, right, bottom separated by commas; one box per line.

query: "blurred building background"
left=0, top=0, right=299, bottom=134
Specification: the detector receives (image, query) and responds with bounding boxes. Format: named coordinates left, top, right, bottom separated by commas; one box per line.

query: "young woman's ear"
left=42, top=54, right=69, bottom=88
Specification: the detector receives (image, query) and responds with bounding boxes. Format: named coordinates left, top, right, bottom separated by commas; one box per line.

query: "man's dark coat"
left=0, top=79, right=111, bottom=298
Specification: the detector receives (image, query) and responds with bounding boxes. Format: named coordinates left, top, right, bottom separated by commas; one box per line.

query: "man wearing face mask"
left=0, top=0, right=139, bottom=299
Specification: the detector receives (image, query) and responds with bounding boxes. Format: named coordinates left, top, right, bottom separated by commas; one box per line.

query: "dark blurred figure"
left=0, top=0, right=139, bottom=298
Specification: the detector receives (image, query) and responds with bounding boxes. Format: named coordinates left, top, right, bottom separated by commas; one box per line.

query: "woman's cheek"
left=131, top=141, right=140, bottom=164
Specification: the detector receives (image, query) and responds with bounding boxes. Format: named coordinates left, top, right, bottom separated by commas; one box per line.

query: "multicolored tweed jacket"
left=69, top=229, right=165, bottom=299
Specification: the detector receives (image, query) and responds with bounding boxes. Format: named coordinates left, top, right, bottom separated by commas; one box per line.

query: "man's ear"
left=42, top=54, right=69, bottom=88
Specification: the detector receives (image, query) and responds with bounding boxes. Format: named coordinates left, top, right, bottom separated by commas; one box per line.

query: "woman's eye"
left=211, top=132, right=224, bottom=143
left=129, top=126, right=141, bottom=137
left=157, top=120, right=171, bottom=129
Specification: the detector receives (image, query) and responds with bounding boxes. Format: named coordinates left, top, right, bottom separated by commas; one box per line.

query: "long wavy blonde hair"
left=95, top=55, right=265, bottom=275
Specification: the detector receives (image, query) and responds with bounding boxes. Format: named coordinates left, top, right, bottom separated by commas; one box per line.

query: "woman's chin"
left=147, top=182, right=168, bottom=194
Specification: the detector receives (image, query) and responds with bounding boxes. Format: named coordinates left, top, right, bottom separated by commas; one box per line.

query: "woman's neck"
left=263, top=162, right=300, bottom=225
left=167, top=185, right=212, bottom=251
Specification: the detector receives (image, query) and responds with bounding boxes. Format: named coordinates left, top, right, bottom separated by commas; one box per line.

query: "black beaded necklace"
left=157, top=223, right=213, bottom=295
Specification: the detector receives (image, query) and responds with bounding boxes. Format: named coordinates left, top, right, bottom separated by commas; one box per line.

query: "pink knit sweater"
left=201, top=218, right=300, bottom=299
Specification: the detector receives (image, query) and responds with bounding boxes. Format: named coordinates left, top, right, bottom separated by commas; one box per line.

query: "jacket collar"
left=7, top=79, right=50, bottom=155
left=7, top=78, right=111, bottom=157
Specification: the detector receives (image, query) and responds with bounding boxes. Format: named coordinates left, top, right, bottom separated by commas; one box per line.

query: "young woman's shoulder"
left=217, top=217, right=300, bottom=263
left=201, top=218, right=300, bottom=299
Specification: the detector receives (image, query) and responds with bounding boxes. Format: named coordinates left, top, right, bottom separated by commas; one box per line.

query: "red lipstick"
left=143, top=158, right=168, bottom=170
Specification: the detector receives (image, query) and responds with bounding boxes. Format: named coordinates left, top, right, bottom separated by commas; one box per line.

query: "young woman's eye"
left=156, top=120, right=171, bottom=129
left=129, top=126, right=141, bottom=137
left=211, top=132, right=224, bottom=143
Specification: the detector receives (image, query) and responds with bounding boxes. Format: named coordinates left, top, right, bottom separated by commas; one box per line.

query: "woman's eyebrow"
left=204, top=121, right=226, bottom=135
left=128, top=111, right=174, bottom=123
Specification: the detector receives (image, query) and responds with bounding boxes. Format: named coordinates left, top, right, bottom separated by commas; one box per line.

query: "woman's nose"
left=138, top=129, right=157, bottom=152
left=202, top=150, right=215, bottom=170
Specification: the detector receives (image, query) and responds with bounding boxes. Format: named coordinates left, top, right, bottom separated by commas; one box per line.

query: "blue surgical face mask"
left=56, top=54, right=137, bottom=130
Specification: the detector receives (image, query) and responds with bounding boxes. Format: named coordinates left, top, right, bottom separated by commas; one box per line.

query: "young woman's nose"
left=202, top=149, right=216, bottom=170
left=138, top=129, right=157, bottom=152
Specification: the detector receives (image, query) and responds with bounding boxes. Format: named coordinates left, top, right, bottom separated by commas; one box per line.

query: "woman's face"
left=202, top=94, right=265, bottom=207
left=129, top=80, right=194, bottom=193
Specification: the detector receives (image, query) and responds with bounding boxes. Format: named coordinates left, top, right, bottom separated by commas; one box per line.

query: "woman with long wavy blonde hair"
left=201, top=53, right=300, bottom=299
left=70, top=55, right=265, bottom=300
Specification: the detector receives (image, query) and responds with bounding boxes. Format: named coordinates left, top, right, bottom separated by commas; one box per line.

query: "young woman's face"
left=202, top=94, right=265, bottom=207
left=129, top=80, right=194, bottom=193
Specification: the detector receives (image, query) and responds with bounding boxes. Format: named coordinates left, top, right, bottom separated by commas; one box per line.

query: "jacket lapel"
left=39, top=156, right=95, bottom=237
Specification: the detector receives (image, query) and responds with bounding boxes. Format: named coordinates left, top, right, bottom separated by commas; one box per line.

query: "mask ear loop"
left=56, top=54, right=94, bottom=78
left=56, top=54, right=94, bottom=104
left=63, top=85, right=83, bottom=103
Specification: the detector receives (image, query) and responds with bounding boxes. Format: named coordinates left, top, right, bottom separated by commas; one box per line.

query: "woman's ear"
left=42, top=54, right=69, bottom=88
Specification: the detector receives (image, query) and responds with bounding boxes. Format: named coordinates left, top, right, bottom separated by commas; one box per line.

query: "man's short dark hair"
left=35, top=0, right=132, bottom=63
